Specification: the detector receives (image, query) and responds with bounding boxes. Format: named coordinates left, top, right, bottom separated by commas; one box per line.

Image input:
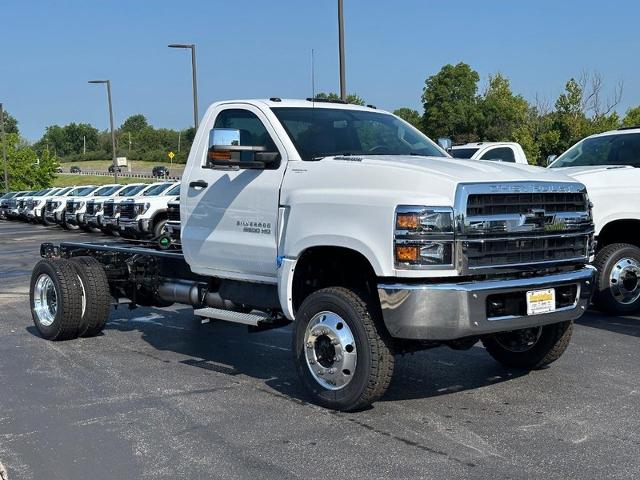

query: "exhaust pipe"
left=157, top=280, right=240, bottom=310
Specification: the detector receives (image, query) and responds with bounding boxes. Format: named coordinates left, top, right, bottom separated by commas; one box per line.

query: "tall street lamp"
left=338, top=0, right=347, bottom=102
left=0, top=103, right=8, bottom=193
left=168, top=43, right=199, bottom=129
left=88, top=80, right=118, bottom=182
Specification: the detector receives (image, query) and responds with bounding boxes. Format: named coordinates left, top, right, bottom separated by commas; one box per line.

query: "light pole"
left=0, top=103, right=8, bottom=193
left=338, top=0, right=347, bottom=102
left=168, top=43, right=199, bottom=130
left=88, top=80, right=118, bottom=182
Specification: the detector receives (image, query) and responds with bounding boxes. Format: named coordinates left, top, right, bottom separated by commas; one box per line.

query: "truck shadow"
left=576, top=310, right=640, bottom=338
left=102, top=306, right=528, bottom=405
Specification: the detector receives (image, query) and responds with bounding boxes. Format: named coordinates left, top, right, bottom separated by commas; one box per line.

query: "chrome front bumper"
left=378, top=266, right=595, bottom=340
left=85, top=214, right=102, bottom=227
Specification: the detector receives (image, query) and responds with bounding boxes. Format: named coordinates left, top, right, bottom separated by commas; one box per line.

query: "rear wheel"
left=482, top=321, right=573, bottom=369
left=293, top=287, right=394, bottom=411
left=30, top=259, right=84, bottom=340
left=69, top=257, right=111, bottom=337
left=593, top=243, right=640, bottom=315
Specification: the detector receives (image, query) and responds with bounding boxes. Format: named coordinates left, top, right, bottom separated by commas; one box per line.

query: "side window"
left=212, top=109, right=276, bottom=149
left=479, top=147, right=516, bottom=162
left=207, top=109, right=279, bottom=168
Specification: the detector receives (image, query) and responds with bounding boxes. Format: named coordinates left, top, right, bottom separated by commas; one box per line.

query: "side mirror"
left=437, top=137, right=452, bottom=152
left=207, top=128, right=280, bottom=169
left=545, top=155, right=557, bottom=167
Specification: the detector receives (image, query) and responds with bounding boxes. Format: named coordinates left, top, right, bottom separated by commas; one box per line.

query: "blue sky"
left=2, top=0, right=639, bottom=141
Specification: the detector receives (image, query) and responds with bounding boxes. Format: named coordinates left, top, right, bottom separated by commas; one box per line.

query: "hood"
left=283, top=155, right=584, bottom=212
left=329, top=155, right=576, bottom=184
left=550, top=165, right=634, bottom=179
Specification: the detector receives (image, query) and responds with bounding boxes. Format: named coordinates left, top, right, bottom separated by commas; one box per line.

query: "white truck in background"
left=118, top=182, right=179, bottom=239
left=549, top=126, right=640, bottom=314
left=29, top=98, right=595, bottom=411
left=450, top=142, right=529, bottom=164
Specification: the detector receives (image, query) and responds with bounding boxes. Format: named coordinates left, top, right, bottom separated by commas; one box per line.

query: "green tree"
left=393, top=108, right=422, bottom=129
left=622, top=106, right=640, bottom=127
left=121, top=114, right=149, bottom=133
left=0, top=132, right=55, bottom=190
left=1, top=109, right=19, bottom=134
left=479, top=73, right=529, bottom=141
left=421, top=62, right=481, bottom=143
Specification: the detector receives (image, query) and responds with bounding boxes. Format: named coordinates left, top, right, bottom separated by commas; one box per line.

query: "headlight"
left=394, top=206, right=455, bottom=269
left=77, top=201, right=85, bottom=208
left=95, top=202, right=103, bottom=211
left=133, top=203, right=150, bottom=215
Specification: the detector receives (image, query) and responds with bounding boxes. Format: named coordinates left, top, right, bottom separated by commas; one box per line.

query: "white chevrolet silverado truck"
left=549, top=126, right=640, bottom=314
left=29, top=98, right=595, bottom=411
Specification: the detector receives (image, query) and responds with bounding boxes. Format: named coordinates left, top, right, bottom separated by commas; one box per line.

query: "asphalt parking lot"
left=0, top=220, right=639, bottom=480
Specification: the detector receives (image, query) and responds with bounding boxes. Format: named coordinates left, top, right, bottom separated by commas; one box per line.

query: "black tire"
left=30, top=259, right=84, bottom=341
left=482, top=321, right=573, bottom=369
left=69, top=257, right=111, bottom=337
left=41, top=211, right=54, bottom=226
left=593, top=243, right=640, bottom=315
left=292, top=287, right=394, bottom=411
left=153, top=218, right=168, bottom=238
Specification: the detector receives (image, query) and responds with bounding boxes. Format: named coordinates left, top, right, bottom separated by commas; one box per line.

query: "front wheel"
left=482, top=321, right=573, bottom=369
left=292, top=287, right=394, bottom=411
left=593, top=243, right=640, bottom=315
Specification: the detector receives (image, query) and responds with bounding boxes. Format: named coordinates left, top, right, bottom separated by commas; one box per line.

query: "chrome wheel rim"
left=304, top=311, right=357, bottom=390
left=493, top=327, right=542, bottom=353
left=77, top=274, right=87, bottom=317
left=609, top=258, right=640, bottom=305
left=33, top=274, right=57, bottom=327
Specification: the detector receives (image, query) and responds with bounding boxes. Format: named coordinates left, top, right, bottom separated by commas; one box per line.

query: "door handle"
left=189, top=180, right=208, bottom=189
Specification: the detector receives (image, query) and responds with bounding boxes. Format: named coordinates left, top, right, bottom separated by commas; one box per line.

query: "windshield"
left=56, top=187, right=72, bottom=196
left=95, top=185, right=122, bottom=196
left=35, top=188, right=52, bottom=196
left=143, top=183, right=172, bottom=196
left=166, top=184, right=180, bottom=196
left=451, top=147, right=479, bottom=159
left=71, top=186, right=97, bottom=196
left=271, top=107, right=446, bottom=160
left=550, top=132, right=640, bottom=168
left=118, top=184, right=146, bottom=196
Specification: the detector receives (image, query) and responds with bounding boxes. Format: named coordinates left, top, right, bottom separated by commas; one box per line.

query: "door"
left=182, top=104, right=287, bottom=281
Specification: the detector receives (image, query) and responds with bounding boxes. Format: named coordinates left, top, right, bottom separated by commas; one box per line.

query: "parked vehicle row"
left=1, top=181, right=180, bottom=240
left=53, top=164, right=171, bottom=176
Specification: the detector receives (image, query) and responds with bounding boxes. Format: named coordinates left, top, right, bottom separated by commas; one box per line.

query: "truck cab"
left=450, top=141, right=529, bottom=164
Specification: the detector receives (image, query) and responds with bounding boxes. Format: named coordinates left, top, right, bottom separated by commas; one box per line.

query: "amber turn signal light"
left=396, top=213, right=420, bottom=230
left=208, top=150, right=231, bottom=160
left=395, top=245, right=419, bottom=262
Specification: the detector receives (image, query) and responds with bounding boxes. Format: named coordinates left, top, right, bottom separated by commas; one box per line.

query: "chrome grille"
left=167, top=203, right=180, bottom=222
left=103, top=202, right=115, bottom=217
left=467, top=192, right=588, bottom=216
left=66, top=199, right=76, bottom=214
left=119, top=202, right=135, bottom=219
left=456, top=182, right=593, bottom=273
left=46, top=200, right=54, bottom=212
left=86, top=202, right=96, bottom=215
